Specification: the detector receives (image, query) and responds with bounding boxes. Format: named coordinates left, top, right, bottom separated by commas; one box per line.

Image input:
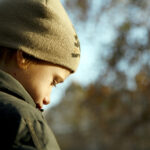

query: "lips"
left=40, top=109, right=44, bottom=112
left=36, top=104, right=44, bottom=112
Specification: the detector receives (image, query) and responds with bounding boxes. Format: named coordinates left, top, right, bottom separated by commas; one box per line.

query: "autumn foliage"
left=45, top=71, right=150, bottom=150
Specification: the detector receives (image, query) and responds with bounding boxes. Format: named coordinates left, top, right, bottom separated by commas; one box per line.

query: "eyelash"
left=51, top=80, right=57, bottom=87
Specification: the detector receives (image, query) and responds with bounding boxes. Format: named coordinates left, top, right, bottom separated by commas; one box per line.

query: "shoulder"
left=0, top=91, right=42, bottom=121
left=0, top=93, right=61, bottom=150
left=0, top=92, right=43, bottom=149
left=0, top=95, right=23, bottom=148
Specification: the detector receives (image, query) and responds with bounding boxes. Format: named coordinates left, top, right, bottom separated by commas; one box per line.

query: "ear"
left=16, top=50, right=28, bottom=69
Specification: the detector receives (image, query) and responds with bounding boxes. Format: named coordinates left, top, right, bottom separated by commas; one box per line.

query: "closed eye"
left=51, top=75, right=65, bottom=87
left=51, top=80, right=57, bottom=87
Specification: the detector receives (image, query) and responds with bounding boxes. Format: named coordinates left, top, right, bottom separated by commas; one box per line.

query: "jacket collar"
left=0, top=69, right=36, bottom=108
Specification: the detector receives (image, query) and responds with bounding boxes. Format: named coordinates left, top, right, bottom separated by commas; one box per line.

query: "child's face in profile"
left=17, top=63, right=71, bottom=109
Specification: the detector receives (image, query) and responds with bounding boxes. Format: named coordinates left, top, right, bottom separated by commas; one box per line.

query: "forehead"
left=48, top=64, right=71, bottom=79
left=31, top=62, right=71, bottom=80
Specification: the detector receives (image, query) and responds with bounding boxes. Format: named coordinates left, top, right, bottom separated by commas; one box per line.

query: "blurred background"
left=44, top=0, right=150, bottom=150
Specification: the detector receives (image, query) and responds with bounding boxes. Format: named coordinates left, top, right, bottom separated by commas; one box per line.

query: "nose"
left=43, top=96, right=50, bottom=105
left=43, top=87, right=52, bottom=105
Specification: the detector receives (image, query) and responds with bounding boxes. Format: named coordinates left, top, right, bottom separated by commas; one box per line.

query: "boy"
left=0, top=0, right=80, bottom=149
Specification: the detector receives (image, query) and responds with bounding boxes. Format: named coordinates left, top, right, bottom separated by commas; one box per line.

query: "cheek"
left=25, top=80, right=44, bottom=103
left=32, top=83, right=52, bottom=104
left=27, top=85, right=42, bottom=103
left=22, top=71, right=53, bottom=104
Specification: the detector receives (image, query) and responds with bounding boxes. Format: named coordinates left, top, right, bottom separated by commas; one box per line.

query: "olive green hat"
left=0, top=0, right=80, bottom=72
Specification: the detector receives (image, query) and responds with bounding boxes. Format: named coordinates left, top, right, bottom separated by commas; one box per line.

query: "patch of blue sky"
left=101, top=69, right=116, bottom=86
left=128, top=3, right=146, bottom=24
left=116, top=49, right=150, bottom=90
left=117, top=58, right=140, bottom=90
left=127, top=26, right=148, bottom=46
left=143, top=51, right=150, bottom=66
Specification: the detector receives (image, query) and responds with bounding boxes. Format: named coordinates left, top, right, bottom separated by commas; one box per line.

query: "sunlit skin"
left=16, top=63, right=71, bottom=109
left=1, top=51, right=71, bottom=109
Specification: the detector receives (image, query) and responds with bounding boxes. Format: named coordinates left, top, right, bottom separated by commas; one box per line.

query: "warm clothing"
left=0, top=0, right=80, bottom=72
left=0, top=69, right=60, bottom=150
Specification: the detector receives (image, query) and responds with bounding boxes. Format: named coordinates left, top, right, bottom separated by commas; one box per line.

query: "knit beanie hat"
left=0, top=0, right=80, bottom=72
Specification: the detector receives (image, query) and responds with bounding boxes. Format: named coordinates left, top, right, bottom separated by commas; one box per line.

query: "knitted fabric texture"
left=0, top=0, right=80, bottom=72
